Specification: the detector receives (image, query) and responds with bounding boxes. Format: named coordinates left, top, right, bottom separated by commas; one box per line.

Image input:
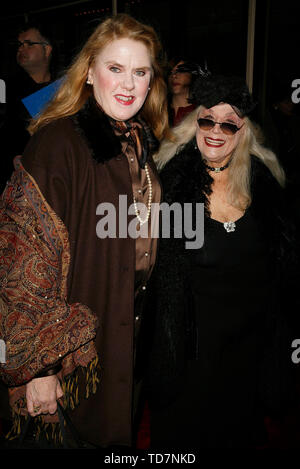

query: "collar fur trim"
left=71, top=98, right=122, bottom=164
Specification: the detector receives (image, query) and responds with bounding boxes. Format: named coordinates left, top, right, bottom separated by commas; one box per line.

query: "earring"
left=86, top=78, right=92, bottom=85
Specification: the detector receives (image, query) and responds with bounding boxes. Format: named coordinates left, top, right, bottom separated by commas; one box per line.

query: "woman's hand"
left=26, top=375, right=64, bottom=417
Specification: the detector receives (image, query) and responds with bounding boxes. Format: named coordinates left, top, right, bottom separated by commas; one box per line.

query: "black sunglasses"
left=197, top=117, right=243, bottom=135
left=16, top=40, right=49, bottom=48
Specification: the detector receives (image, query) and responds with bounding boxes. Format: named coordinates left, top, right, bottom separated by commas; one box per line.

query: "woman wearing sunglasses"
left=145, top=73, right=298, bottom=449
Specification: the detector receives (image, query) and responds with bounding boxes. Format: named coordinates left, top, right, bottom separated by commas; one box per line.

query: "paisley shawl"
left=0, top=156, right=100, bottom=431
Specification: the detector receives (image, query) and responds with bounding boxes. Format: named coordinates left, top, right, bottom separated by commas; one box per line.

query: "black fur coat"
left=145, top=138, right=299, bottom=414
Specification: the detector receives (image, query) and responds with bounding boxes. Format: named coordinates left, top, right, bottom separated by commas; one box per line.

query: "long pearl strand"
left=133, top=163, right=152, bottom=225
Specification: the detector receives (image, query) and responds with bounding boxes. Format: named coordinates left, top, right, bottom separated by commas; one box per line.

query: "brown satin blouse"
left=116, top=128, right=161, bottom=298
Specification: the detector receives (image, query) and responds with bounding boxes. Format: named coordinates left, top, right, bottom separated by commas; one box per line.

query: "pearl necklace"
left=133, top=163, right=152, bottom=225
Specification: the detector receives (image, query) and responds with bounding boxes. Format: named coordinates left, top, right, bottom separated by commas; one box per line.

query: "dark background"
left=0, top=0, right=299, bottom=113
left=0, top=0, right=300, bottom=167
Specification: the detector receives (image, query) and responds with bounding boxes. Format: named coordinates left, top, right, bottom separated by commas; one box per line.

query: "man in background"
left=15, top=23, right=53, bottom=97
left=0, top=23, right=54, bottom=192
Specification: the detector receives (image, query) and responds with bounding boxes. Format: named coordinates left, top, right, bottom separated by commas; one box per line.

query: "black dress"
left=150, top=210, right=273, bottom=449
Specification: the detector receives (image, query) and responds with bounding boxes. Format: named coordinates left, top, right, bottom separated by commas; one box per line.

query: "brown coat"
left=21, top=99, right=160, bottom=447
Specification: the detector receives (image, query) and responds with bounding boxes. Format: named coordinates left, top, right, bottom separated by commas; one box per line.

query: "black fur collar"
left=71, top=97, right=159, bottom=165
left=159, top=138, right=213, bottom=217
left=159, top=140, right=296, bottom=265
left=159, top=139, right=283, bottom=219
left=71, top=98, right=122, bottom=164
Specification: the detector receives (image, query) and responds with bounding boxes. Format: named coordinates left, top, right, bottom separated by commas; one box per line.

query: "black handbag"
left=0, top=402, right=96, bottom=449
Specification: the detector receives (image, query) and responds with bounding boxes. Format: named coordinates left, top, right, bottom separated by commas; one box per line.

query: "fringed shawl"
left=0, top=156, right=100, bottom=439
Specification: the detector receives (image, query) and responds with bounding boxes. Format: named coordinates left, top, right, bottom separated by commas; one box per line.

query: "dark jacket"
left=17, top=99, right=160, bottom=447
left=0, top=69, right=54, bottom=192
left=145, top=138, right=299, bottom=415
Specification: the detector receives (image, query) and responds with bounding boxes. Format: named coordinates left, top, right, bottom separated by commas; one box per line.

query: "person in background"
left=167, top=58, right=201, bottom=126
left=0, top=23, right=55, bottom=192
left=146, top=72, right=299, bottom=449
left=0, top=13, right=169, bottom=449
left=16, top=23, right=53, bottom=87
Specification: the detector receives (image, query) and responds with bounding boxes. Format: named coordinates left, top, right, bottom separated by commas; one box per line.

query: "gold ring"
left=33, top=405, right=41, bottom=413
